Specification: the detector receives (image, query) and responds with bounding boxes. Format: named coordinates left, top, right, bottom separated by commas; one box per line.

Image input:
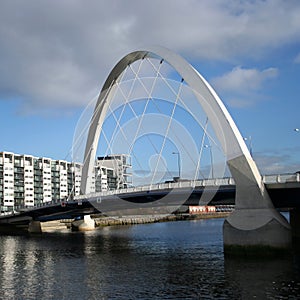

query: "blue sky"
left=1, top=0, right=300, bottom=177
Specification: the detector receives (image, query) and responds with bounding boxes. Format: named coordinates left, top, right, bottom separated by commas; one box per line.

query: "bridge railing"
left=74, top=177, right=236, bottom=200
left=262, top=173, right=300, bottom=184
left=11, top=197, right=70, bottom=213
left=74, top=173, right=300, bottom=201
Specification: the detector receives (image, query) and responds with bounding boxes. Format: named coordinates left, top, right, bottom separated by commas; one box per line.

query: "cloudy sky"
left=1, top=0, right=300, bottom=175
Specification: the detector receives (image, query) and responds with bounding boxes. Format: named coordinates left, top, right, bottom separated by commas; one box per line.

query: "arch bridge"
left=78, top=46, right=291, bottom=255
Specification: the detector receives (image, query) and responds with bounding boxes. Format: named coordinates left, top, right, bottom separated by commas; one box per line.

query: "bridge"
left=1, top=46, right=299, bottom=255
left=1, top=173, right=300, bottom=231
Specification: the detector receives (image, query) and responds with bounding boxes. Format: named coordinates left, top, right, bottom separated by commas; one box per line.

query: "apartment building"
left=0, top=151, right=132, bottom=213
left=97, top=154, right=132, bottom=189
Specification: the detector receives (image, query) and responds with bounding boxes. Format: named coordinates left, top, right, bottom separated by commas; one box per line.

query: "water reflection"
left=0, top=219, right=299, bottom=299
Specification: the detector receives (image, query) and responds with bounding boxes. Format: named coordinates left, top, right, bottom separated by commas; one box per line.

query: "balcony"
left=14, top=180, right=24, bottom=186
left=14, top=167, right=23, bottom=173
left=14, top=192, right=24, bottom=198
left=34, top=183, right=43, bottom=188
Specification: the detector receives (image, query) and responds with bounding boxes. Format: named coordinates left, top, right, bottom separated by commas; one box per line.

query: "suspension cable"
left=150, top=78, right=184, bottom=186
left=193, top=117, right=209, bottom=186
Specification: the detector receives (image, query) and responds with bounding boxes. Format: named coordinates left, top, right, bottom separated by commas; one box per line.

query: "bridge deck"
left=0, top=173, right=299, bottom=224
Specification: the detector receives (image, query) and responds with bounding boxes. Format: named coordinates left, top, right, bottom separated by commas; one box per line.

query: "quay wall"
left=93, top=212, right=231, bottom=227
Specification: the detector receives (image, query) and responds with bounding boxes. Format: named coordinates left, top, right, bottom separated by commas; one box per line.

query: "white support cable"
left=138, top=59, right=203, bottom=169
left=106, top=88, right=139, bottom=151
left=147, top=58, right=221, bottom=150
left=112, top=81, right=164, bottom=180
left=135, top=89, right=200, bottom=170
left=98, top=73, right=146, bottom=176
left=150, top=78, right=184, bottom=186
left=67, top=184, right=75, bottom=201
left=146, top=59, right=224, bottom=187
left=62, top=90, right=113, bottom=198
left=193, top=117, right=209, bottom=186
left=125, top=57, right=146, bottom=100
left=92, top=69, right=140, bottom=187
left=128, top=58, right=164, bottom=155
left=113, top=72, right=156, bottom=145
left=97, top=60, right=148, bottom=186
left=96, top=118, right=143, bottom=189
left=126, top=60, right=176, bottom=180
left=119, top=82, right=174, bottom=181
left=105, top=58, right=145, bottom=154
left=124, top=61, right=174, bottom=179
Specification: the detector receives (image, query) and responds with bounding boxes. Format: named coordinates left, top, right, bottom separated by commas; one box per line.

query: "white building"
left=97, top=154, right=132, bottom=189
left=0, top=151, right=132, bottom=213
left=20, top=155, right=34, bottom=207
left=1, top=152, right=14, bottom=208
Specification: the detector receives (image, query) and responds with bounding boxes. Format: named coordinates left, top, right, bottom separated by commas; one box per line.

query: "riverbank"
left=93, top=212, right=231, bottom=227
left=40, top=212, right=232, bottom=232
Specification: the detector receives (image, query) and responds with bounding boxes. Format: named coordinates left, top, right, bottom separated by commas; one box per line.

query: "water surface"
left=0, top=218, right=299, bottom=299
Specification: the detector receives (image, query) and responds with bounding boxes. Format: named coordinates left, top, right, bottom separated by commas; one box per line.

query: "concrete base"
left=71, top=215, right=95, bottom=231
left=223, top=208, right=292, bottom=256
left=28, top=220, right=42, bottom=233
left=41, top=220, right=69, bottom=232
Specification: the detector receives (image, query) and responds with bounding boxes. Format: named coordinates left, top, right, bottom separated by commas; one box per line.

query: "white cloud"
left=212, top=66, right=278, bottom=93
left=0, top=0, right=299, bottom=113
left=211, top=66, right=278, bottom=107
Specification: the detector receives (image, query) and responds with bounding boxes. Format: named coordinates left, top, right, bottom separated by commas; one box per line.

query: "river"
left=0, top=218, right=299, bottom=299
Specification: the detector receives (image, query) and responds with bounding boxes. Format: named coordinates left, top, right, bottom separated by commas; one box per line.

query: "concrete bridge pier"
left=28, top=220, right=42, bottom=233
left=223, top=156, right=292, bottom=256
left=223, top=208, right=292, bottom=255
left=71, top=215, right=95, bottom=231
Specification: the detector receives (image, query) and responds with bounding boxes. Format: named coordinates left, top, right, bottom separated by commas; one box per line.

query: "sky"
left=1, top=0, right=300, bottom=176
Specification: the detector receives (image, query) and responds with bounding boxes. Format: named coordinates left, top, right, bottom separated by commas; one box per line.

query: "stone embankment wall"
left=39, top=212, right=231, bottom=232
left=93, top=212, right=230, bottom=227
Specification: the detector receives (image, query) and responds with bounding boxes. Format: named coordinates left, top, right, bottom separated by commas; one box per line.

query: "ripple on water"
left=0, top=219, right=299, bottom=299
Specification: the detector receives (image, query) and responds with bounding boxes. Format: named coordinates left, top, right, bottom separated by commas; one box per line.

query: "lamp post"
left=172, top=152, right=180, bottom=179
left=204, top=144, right=214, bottom=179
left=243, top=136, right=253, bottom=156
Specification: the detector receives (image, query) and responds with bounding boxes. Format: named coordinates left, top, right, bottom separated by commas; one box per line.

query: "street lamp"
left=172, top=152, right=180, bottom=179
left=204, top=144, right=214, bottom=179
left=294, top=128, right=300, bottom=133
left=243, top=136, right=253, bottom=156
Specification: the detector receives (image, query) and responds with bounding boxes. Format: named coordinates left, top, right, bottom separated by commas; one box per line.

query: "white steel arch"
left=80, top=46, right=270, bottom=209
